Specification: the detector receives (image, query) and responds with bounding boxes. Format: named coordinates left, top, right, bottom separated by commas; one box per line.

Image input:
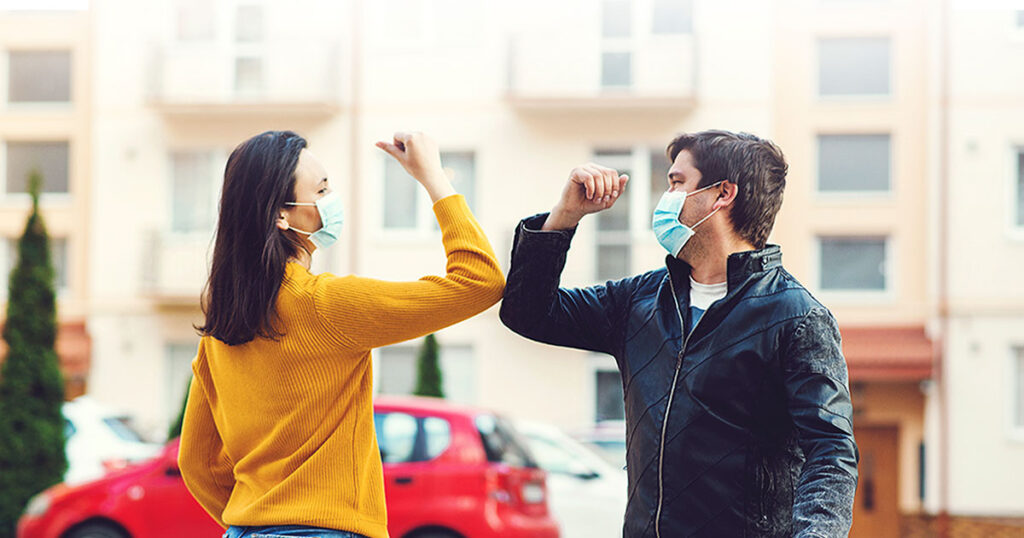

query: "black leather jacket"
left=500, top=214, right=858, bottom=538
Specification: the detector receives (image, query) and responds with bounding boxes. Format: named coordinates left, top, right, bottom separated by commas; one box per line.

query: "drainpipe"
left=935, top=0, right=951, bottom=535
left=348, top=0, right=363, bottom=275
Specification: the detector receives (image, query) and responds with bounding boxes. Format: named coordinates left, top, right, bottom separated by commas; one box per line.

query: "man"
left=500, top=130, right=858, bottom=537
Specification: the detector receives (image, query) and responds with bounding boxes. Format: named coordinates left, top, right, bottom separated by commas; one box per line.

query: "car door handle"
left=394, top=476, right=414, bottom=485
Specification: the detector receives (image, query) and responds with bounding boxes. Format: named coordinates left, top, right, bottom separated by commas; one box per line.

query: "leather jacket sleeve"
left=783, top=307, right=860, bottom=537
left=499, top=213, right=632, bottom=356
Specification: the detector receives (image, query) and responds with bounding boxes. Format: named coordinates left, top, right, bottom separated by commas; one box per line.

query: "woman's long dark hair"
left=196, top=131, right=307, bottom=346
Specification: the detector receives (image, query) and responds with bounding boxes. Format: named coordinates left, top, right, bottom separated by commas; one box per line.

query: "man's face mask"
left=285, top=191, right=345, bottom=249
left=651, top=181, right=724, bottom=257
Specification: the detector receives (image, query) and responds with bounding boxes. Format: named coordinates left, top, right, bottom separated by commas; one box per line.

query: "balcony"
left=140, top=231, right=210, bottom=306
left=506, top=34, right=698, bottom=113
left=147, top=40, right=343, bottom=119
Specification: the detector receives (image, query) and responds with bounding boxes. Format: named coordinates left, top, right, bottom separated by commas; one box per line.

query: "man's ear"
left=712, top=181, right=739, bottom=211
left=276, top=212, right=290, bottom=231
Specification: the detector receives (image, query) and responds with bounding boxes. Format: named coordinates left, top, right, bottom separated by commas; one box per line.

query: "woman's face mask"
left=285, top=191, right=345, bottom=249
left=651, top=181, right=723, bottom=257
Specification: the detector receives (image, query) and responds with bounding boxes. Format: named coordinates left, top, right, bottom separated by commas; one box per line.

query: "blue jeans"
left=223, top=525, right=368, bottom=538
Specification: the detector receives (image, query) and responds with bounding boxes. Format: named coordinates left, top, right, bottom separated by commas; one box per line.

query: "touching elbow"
left=482, top=267, right=506, bottom=304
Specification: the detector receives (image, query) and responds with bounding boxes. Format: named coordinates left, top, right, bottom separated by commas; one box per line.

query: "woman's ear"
left=276, top=212, right=290, bottom=231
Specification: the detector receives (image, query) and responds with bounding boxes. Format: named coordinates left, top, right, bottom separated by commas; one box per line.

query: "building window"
left=165, top=342, right=197, bottom=430
left=818, top=37, right=891, bottom=96
left=596, top=369, right=625, bottom=421
left=171, top=151, right=217, bottom=233
left=817, top=134, right=891, bottom=193
left=1013, top=347, right=1024, bottom=433
left=1016, top=149, right=1024, bottom=229
left=176, top=0, right=216, bottom=42
left=652, top=0, right=693, bottom=34
left=649, top=148, right=671, bottom=228
left=7, top=50, right=71, bottom=103
left=818, top=236, right=888, bottom=292
left=601, top=52, right=632, bottom=88
left=3, top=237, right=68, bottom=293
left=602, top=0, right=632, bottom=38
left=383, top=158, right=419, bottom=229
left=376, top=346, right=417, bottom=395
left=4, top=141, right=70, bottom=195
left=595, top=150, right=632, bottom=282
left=383, top=151, right=476, bottom=231
left=234, top=57, right=264, bottom=95
left=601, top=0, right=632, bottom=89
left=375, top=343, right=475, bottom=404
left=235, top=4, right=264, bottom=42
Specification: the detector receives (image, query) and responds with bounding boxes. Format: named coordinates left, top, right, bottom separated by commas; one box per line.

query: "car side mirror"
left=567, top=461, right=599, bottom=480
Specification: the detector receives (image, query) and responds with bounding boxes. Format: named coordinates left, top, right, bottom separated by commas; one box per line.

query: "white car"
left=515, top=420, right=628, bottom=538
left=62, top=396, right=161, bottom=485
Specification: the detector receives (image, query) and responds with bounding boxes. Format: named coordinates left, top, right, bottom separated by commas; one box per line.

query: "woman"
left=179, top=130, right=504, bottom=538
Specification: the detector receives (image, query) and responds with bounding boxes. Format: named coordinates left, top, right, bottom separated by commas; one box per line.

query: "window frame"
left=1, top=235, right=71, bottom=298
left=1009, top=346, right=1024, bottom=443
left=0, top=140, right=73, bottom=204
left=377, top=149, right=478, bottom=238
left=1009, top=145, right=1024, bottom=241
left=816, top=35, right=894, bottom=100
left=4, top=49, right=73, bottom=106
left=600, top=0, right=635, bottom=90
left=813, top=234, right=896, bottom=303
left=650, top=0, right=694, bottom=36
left=814, top=132, right=895, bottom=199
left=589, top=354, right=624, bottom=423
left=372, top=341, right=476, bottom=404
left=166, top=148, right=225, bottom=238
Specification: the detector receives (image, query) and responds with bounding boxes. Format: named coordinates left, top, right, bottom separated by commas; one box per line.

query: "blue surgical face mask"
left=285, top=190, right=344, bottom=249
left=651, top=181, right=723, bottom=257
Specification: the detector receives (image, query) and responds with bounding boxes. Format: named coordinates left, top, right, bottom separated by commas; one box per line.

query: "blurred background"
left=0, top=0, right=1023, bottom=536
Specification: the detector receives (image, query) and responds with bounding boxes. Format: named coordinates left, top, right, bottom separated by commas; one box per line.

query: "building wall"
left=943, top=5, right=1024, bottom=515
left=0, top=8, right=92, bottom=395
left=771, top=0, right=935, bottom=518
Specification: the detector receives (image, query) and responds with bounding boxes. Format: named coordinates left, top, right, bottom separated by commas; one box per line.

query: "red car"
left=18, top=396, right=560, bottom=538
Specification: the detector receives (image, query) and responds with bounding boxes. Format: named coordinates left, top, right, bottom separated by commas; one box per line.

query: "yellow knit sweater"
left=179, top=195, right=504, bottom=538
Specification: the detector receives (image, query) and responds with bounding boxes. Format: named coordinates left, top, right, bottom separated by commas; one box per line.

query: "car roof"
left=373, top=395, right=498, bottom=419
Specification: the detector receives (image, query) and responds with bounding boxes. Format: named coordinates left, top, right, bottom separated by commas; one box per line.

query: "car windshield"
left=103, top=416, right=145, bottom=443
left=523, top=432, right=590, bottom=476
left=475, top=414, right=536, bottom=468
left=585, top=439, right=626, bottom=469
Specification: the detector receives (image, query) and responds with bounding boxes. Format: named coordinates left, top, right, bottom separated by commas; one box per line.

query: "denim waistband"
left=223, top=525, right=368, bottom=538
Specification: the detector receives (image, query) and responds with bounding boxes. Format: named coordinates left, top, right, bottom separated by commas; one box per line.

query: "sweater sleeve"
left=178, top=361, right=234, bottom=529
left=313, top=194, right=505, bottom=349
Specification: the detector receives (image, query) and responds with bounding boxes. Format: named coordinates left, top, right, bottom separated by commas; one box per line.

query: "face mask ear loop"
left=685, top=180, right=726, bottom=199
left=691, top=206, right=721, bottom=230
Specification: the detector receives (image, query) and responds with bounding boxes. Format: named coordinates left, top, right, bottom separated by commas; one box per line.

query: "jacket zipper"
left=655, top=274, right=700, bottom=538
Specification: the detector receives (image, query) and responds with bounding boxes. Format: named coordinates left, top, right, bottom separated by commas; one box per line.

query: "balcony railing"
left=147, top=40, right=342, bottom=117
left=506, top=34, right=698, bottom=111
left=140, top=230, right=211, bottom=305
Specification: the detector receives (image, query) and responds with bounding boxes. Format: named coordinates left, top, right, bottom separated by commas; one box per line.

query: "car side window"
left=475, top=414, right=535, bottom=468
left=375, top=412, right=453, bottom=463
left=64, top=418, right=76, bottom=439
left=523, top=434, right=579, bottom=475
left=376, top=412, right=418, bottom=463
left=103, top=416, right=145, bottom=442
left=423, top=417, right=451, bottom=460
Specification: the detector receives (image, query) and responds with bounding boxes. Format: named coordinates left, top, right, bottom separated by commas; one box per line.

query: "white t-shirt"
left=688, top=277, right=727, bottom=332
